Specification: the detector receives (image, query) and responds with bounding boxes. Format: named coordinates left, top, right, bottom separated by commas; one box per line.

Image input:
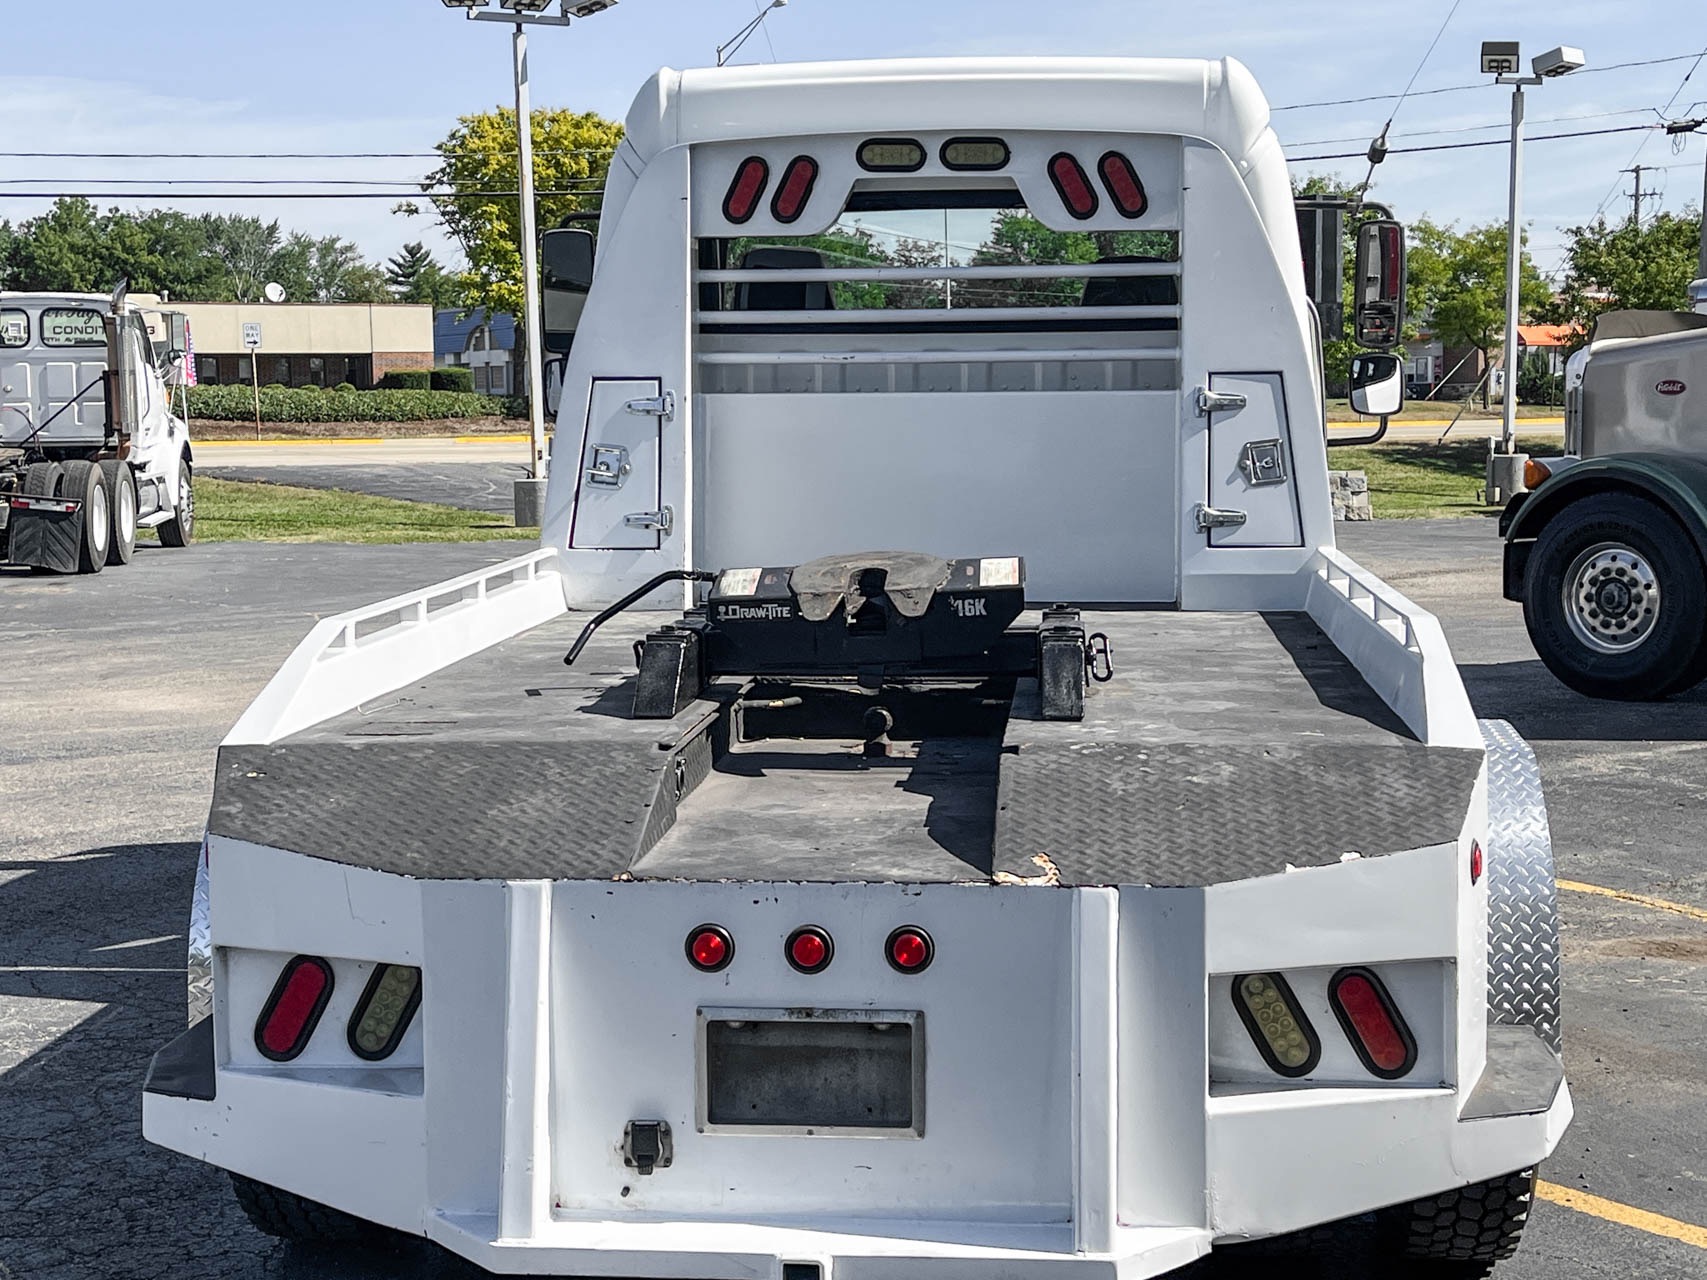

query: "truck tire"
left=58, top=460, right=111, bottom=575
left=1521, top=491, right=1707, bottom=699
left=229, top=1173, right=374, bottom=1244
left=99, top=459, right=137, bottom=565
left=20, top=460, right=62, bottom=498
left=157, top=458, right=194, bottom=547
left=1375, top=1168, right=1537, bottom=1277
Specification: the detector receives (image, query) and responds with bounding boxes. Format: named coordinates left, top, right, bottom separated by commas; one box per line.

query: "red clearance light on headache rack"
left=786, top=925, right=834, bottom=974
left=722, top=156, right=770, bottom=225
left=770, top=155, right=818, bottom=225
left=254, top=955, right=334, bottom=1062
left=886, top=926, right=934, bottom=973
left=1329, top=967, right=1418, bottom=1079
left=686, top=924, right=735, bottom=973
left=1097, top=151, right=1149, bottom=218
left=1470, top=839, right=1484, bottom=886
left=1048, top=152, right=1098, bottom=220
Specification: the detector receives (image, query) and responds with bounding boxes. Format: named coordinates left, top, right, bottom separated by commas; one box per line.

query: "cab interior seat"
left=1080, top=255, right=1179, bottom=308
left=734, top=247, right=836, bottom=311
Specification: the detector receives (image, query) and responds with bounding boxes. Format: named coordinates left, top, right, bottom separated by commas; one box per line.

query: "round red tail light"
left=786, top=925, right=833, bottom=974
left=686, top=924, right=734, bottom=973
left=886, top=926, right=934, bottom=973
left=1470, top=840, right=1484, bottom=885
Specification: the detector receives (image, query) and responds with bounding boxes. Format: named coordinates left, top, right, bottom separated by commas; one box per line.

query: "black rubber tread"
left=1522, top=491, right=1707, bottom=700
left=1375, top=1168, right=1537, bottom=1276
left=229, top=1173, right=375, bottom=1243
left=58, top=460, right=109, bottom=575
left=99, top=459, right=137, bottom=565
left=157, top=458, right=193, bottom=547
left=20, top=460, right=62, bottom=498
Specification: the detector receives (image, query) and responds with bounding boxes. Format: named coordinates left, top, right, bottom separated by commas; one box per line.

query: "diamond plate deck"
left=1480, top=718, right=1562, bottom=1054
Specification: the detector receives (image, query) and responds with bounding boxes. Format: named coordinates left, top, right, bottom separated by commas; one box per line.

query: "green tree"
left=420, top=106, right=623, bottom=319
left=1551, top=210, right=1701, bottom=339
left=1425, top=222, right=1550, bottom=407
left=386, top=241, right=461, bottom=307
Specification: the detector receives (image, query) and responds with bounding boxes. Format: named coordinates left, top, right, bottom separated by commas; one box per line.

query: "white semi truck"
left=143, top=58, right=1570, bottom=1277
left=0, top=288, right=196, bottom=573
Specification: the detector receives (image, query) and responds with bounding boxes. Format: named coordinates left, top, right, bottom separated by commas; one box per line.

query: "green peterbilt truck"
left=1502, top=307, right=1707, bottom=700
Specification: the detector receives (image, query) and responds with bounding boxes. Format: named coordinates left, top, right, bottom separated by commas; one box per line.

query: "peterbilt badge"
left=1657, top=379, right=1687, bottom=396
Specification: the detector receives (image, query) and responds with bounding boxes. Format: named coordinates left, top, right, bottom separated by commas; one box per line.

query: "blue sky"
left=1, top=0, right=1701, bottom=281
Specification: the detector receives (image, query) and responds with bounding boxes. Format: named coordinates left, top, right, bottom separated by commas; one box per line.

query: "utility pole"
left=1622, top=164, right=1659, bottom=227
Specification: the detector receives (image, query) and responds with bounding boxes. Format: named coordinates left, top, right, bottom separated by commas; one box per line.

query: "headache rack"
left=564, top=552, right=1112, bottom=722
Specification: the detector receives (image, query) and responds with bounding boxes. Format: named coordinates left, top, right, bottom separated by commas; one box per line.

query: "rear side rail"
left=226, top=548, right=564, bottom=745
left=1303, top=547, right=1479, bottom=748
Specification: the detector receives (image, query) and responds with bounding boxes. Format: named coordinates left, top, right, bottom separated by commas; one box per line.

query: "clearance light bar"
left=1097, top=151, right=1149, bottom=218
left=1329, top=967, right=1417, bottom=1079
left=347, top=963, right=423, bottom=1061
left=941, top=137, right=1010, bottom=171
left=1231, top=972, right=1320, bottom=1077
left=770, top=155, right=819, bottom=224
left=857, top=138, right=926, bottom=173
left=254, top=955, right=334, bottom=1062
left=1048, top=152, right=1098, bottom=220
left=722, top=156, right=769, bottom=224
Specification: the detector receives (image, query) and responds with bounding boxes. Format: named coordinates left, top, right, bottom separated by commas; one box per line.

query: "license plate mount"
left=697, top=1008, right=923, bottom=1137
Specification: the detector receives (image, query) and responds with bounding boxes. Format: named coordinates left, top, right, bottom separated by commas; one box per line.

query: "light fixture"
left=1533, top=45, right=1586, bottom=78
left=564, top=0, right=618, bottom=14
left=500, top=0, right=555, bottom=11
left=441, top=0, right=488, bottom=7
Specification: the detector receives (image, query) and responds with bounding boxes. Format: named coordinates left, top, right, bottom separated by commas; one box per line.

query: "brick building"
left=160, top=302, right=434, bottom=389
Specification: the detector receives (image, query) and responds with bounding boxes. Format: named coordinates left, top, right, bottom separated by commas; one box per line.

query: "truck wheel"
left=1375, top=1169, right=1537, bottom=1277
left=1521, top=492, right=1707, bottom=699
left=100, top=459, right=137, bottom=565
left=229, top=1173, right=374, bottom=1244
left=157, top=459, right=195, bottom=547
left=20, top=460, right=62, bottom=498
left=59, top=460, right=110, bottom=575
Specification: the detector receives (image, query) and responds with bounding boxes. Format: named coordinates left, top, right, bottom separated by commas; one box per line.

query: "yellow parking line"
left=1536, top=1182, right=1707, bottom=1249
left=1556, top=879, right=1707, bottom=925
left=196, top=436, right=389, bottom=447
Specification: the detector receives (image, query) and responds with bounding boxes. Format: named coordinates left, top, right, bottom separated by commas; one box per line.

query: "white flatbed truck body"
left=144, top=58, right=1570, bottom=1277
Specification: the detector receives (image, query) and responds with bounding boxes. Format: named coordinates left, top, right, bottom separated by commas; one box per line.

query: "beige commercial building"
left=162, top=302, right=435, bottom=389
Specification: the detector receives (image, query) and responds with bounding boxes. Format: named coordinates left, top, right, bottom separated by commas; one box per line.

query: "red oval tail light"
left=722, top=157, right=769, bottom=225
left=1048, top=153, right=1098, bottom=220
left=255, top=955, right=334, bottom=1062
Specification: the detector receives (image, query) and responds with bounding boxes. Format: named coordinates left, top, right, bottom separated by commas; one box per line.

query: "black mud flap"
left=144, top=1016, right=216, bottom=1102
left=6, top=498, right=82, bottom=573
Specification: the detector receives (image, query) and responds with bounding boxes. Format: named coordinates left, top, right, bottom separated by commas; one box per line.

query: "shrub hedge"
left=377, top=370, right=432, bottom=390
left=430, top=367, right=475, bottom=393
left=185, top=384, right=523, bottom=423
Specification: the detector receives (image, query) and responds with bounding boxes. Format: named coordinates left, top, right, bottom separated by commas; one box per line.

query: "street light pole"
left=513, top=23, right=548, bottom=487
left=1498, top=76, right=1532, bottom=456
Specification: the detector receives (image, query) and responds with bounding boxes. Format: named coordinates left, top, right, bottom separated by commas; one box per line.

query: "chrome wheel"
left=88, top=482, right=110, bottom=557
left=116, top=475, right=136, bottom=545
left=1563, top=542, right=1660, bottom=654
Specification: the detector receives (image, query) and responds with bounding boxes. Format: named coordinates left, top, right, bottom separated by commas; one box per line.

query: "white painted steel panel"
left=570, top=378, right=665, bottom=551
left=1205, top=373, right=1301, bottom=548
left=696, top=391, right=1178, bottom=603
left=547, top=881, right=1077, bottom=1221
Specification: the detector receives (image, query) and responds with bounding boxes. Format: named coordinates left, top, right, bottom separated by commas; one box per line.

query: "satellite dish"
left=263, top=282, right=287, bottom=304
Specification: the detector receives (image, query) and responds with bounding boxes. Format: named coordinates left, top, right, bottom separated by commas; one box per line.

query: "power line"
left=0, top=148, right=617, bottom=160
left=1590, top=48, right=1707, bottom=219
left=1287, top=121, right=1661, bottom=163
left=1282, top=106, right=1661, bottom=150
left=1272, top=49, right=1707, bottom=112
left=0, top=190, right=605, bottom=201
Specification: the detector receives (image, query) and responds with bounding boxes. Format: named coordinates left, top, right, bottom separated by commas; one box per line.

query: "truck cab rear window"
left=0, top=310, right=28, bottom=348
left=41, top=308, right=104, bottom=347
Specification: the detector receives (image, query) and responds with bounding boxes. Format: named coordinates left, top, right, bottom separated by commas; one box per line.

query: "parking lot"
left=2, top=517, right=1704, bottom=1279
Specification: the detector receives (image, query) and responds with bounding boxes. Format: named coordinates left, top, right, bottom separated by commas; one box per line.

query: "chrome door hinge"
left=1194, top=503, right=1248, bottom=532
left=624, top=505, right=674, bottom=536
left=1195, top=386, right=1248, bottom=417
left=624, top=390, right=676, bottom=419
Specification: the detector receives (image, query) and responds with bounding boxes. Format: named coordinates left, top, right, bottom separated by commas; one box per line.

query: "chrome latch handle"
left=624, top=506, right=674, bottom=535
left=584, top=444, right=630, bottom=488
left=1194, top=503, right=1249, bottom=532
left=1195, top=387, right=1248, bottom=416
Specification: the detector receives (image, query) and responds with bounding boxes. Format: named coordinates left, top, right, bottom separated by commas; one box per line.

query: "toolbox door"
left=569, top=377, right=666, bottom=550
left=1203, top=372, right=1302, bottom=547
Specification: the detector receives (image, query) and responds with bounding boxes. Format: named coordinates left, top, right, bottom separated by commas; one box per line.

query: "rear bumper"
left=143, top=835, right=1571, bottom=1277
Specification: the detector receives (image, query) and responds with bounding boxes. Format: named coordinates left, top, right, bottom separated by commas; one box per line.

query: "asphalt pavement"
left=2, top=522, right=1704, bottom=1279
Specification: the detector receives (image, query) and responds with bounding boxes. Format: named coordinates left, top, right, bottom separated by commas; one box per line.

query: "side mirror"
left=541, top=228, right=595, bottom=356
left=1349, top=352, right=1405, bottom=418
left=542, top=228, right=595, bottom=292
left=1353, top=219, right=1406, bottom=349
